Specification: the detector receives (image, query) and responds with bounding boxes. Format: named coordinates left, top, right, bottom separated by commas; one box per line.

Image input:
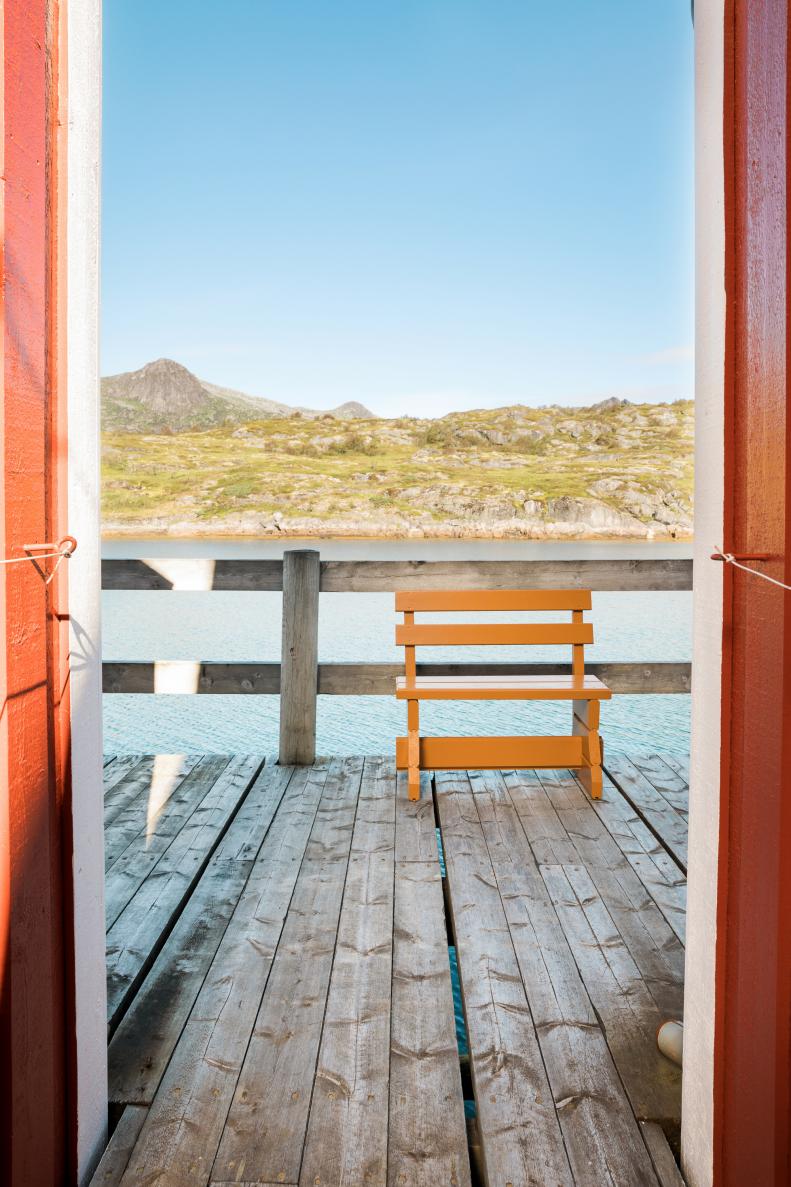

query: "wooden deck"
left=93, top=751, right=688, bottom=1187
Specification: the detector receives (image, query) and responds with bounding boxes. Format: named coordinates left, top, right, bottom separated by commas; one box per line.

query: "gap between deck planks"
left=96, top=754, right=687, bottom=1187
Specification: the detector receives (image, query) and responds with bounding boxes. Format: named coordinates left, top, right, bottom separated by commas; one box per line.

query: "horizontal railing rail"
left=101, top=549, right=693, bottom=762
left=102, top=556, right=693, bottom=591
left=103, top=660, right=691, bottom=696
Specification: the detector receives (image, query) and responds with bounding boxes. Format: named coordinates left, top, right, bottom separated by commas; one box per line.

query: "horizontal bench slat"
left=395, top=589, right=592, bottom=612
left=395, top=675, right=611, bottom=700
left=395, top=734, right=585, bottom=770
left=395, top=623, right=594, bottom=646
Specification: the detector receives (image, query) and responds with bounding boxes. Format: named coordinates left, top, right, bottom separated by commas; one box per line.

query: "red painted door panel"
left=718, top=1, right=791, bottom=1183
left=0, top=1, right=72, bottom=1184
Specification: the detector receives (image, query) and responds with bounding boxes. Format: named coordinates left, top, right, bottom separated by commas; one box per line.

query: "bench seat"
left=396, top=674, right=612, bottom=700
left=395, top=588, right=610, bottom=801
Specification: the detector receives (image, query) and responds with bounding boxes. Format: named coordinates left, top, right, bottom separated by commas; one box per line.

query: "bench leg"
left=573, top=699, right=603, bottom=800
left=407, top=699, right=421, bottom=801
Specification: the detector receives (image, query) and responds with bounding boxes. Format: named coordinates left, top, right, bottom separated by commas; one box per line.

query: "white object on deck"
left=658, top=1020, right=684, bottom=1067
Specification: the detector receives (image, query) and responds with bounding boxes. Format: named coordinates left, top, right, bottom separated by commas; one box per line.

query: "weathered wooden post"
left=279, top=549, right=320, bottom=764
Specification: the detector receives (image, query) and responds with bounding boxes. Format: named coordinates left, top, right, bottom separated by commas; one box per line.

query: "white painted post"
left=683, top=4, right=726, bottom=1186
left=67, top=1, right=108, bottom=1180
left=279, top=550, right=320, bottom=764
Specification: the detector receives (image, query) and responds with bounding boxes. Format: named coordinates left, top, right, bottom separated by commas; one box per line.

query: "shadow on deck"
left=93, top=751, right=688, bottom=1187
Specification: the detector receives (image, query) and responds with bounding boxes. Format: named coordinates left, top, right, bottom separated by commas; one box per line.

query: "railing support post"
left=279, top=549, right=320, bottom=764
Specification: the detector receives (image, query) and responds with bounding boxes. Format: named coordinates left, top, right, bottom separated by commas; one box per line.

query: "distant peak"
left=329, top=400, right=375, bottom=419
left=142, top=357, right=193, bottom=375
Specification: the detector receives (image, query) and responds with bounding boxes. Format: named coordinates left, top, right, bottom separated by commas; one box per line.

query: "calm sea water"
left=102, top=538, right=692, bottom=757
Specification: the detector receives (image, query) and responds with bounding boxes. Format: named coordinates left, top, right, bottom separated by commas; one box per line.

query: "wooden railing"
left=101, top=549, right=693, bottom=763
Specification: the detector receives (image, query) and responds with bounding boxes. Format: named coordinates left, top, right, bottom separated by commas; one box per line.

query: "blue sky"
left=102, top=1, right=694, bottom=417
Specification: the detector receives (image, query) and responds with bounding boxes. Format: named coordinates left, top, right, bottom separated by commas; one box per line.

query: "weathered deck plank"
left=106, top=755, right=262, bottom=1032
left=108, top=761, right=291, bottom=1106
left=658, top=752, right=690, bottom=782
left=604, top=752, right=688, bottom=871
left=640, top=1122, right=686, bottom=1187
left=388, top=859, right=471, bottom=1187
left=103, top=754, right=221, bottom=866
left=105, top=755, right=232, bottom=926
left=394, top=771, right=438, bottom=862
left=103, top=754, right=143, bottom=793
left=212, top=757, right=362, bottom=1185
left=533, top=770, right=685, bottom=1020
left=541, top=861, right=681, bottom=1125
left=298, top=757, right=395, bottom=1187
left=435, top=769, right=576, bottom=1187
left=117, top=761, right=335, bottom=1186
left=591, top=775, right=686, bottom=942
left=502, top=769, right=683, bottom=1122
left=470, top=770, right=661, bottom=1185
left=628, top=753, right=690, bottom=817
left=89, top=1106, right=148, bottom=1186
left=103, top=755, right=169, bottom=825
left=388, top=759, right=470, bottom=1187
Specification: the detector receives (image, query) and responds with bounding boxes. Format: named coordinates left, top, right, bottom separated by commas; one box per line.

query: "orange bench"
left=394, top=589, right=611, bottom=801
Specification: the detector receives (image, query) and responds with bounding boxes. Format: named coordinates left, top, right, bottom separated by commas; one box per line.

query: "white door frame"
left=66, top=1, right=107, bottom=1181
left=65, top=3, right=724, bottom=1183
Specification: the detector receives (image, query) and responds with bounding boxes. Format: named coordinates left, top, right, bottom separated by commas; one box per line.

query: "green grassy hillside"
left=102, top=398, right=693, bottom=539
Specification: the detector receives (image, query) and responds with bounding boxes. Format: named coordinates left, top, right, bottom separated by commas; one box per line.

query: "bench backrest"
left=395, top=589, right=593, bottom=684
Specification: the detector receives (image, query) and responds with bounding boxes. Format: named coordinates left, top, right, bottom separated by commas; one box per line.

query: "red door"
left=0, top=1, right=75, bottom=1183
left=716, top=1, right=791, bottom=1182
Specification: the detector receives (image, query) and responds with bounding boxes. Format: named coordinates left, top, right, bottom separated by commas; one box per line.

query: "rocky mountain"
left=102, top=394, right=694, bottom=540
left=101, top=358, right=374, bottom=433
left=200, top=381, right=371, bottom=422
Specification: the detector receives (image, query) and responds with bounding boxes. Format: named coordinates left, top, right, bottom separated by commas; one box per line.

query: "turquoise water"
left=101, top=541, right=691, bottom=756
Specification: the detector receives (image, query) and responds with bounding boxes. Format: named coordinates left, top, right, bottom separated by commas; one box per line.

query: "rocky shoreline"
left=103, top=492, right=691, bottom=541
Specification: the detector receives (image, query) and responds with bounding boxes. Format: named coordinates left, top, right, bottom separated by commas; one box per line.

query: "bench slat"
left=396, top=622, right=594, bottom=647
left=395, top=589, right=592, bottom=612
left=395, top=735, right=585, bottom=770
left=396, top=675, right=611, bottom=700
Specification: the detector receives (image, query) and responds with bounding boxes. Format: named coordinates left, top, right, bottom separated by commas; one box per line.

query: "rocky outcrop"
left=104, top=484, right=692, bottom=541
